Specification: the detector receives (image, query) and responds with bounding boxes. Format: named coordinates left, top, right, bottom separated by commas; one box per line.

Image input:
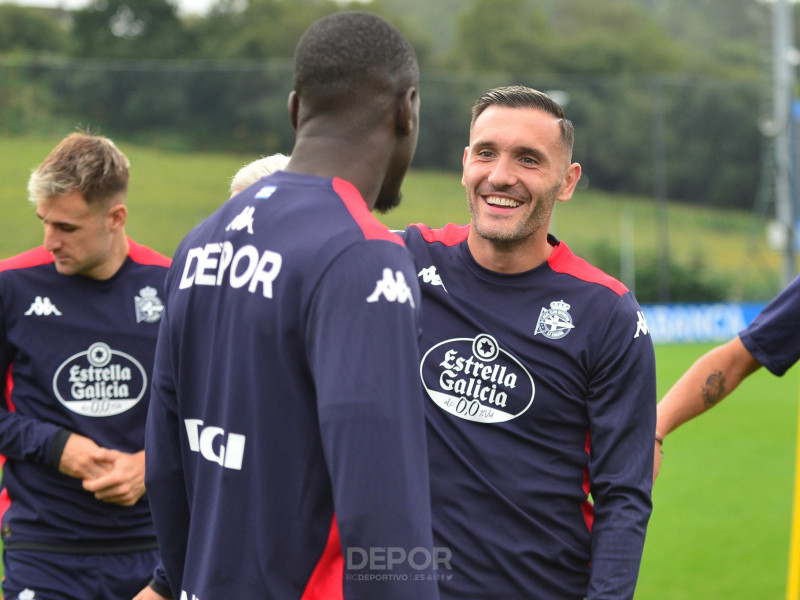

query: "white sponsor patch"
left=420, top=333, right=534, bottom=424
left=52, top=342, right=146, bottom=417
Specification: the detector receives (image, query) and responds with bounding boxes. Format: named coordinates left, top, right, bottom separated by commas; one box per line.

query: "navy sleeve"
left=739, top=273, right=800, bottom=376
left=308, top=240, right=440, bottom=600
left=586, top=294, right=655, bottom=599
left=0, top=293, right=64, bottom=466
left=149, top=560, right=173, bottom=598
left=145, top=298, right=188, bottom=600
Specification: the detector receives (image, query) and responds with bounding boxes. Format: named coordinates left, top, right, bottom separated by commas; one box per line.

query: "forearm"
left=588, top=510, right=649, bottom=600
left=657, top=337, right=762, bottom=438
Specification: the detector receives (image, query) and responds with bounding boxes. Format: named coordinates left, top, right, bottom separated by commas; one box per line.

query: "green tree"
left=0, top=5, right=69, bottom=55
left=548, top=0, right=687, bottom=74
left=449, top=0, right=556, bottom=74
left=191, top=0, right=433, bottom=65
left=70, top=0, right=195, bottom=58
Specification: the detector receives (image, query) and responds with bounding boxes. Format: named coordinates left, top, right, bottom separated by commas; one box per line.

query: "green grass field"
left=0, top=136, right=797, bottom=597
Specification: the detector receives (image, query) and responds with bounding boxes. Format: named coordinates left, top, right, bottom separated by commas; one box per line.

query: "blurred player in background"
left=401, top=85, right=656, bottom=599
left=654, top=273, right=800, bottom=478
left=145, top=12, right=439, bottom=600
left=229, top=152, right=290, bottom=197
left=0, top=132, right=170, bottom=600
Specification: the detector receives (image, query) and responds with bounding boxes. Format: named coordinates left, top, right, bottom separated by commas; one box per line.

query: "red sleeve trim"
left=581, top=431, right=594, bottom=533
left=301, top=515, right=344, bottom=600
left=0, top=247, right=53, bottom=273
left=548, top=241, right=629, bottom=296
left=409, top=223, right=469, bottom=246
left=127, top=238, right=171, bottom=267
left=332, top=178, right=403, bottom=245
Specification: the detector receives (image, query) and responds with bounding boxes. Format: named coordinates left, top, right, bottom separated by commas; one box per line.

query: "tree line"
left=0, top=0, right=788, bottom=212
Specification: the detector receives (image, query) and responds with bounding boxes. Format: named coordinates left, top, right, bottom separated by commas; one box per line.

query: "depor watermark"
left=346, top=545, right=452, bottom=573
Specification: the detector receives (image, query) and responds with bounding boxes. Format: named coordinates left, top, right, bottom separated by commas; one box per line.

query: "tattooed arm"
left=654, top=336, right=762, bottom=480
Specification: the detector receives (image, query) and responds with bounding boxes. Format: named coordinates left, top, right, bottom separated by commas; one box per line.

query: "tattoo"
left=701, top=370, right=726, bottom=408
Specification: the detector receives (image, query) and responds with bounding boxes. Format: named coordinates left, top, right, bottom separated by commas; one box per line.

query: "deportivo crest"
left=52, top=342, right=147, bottom=417
left=534, top=300, right=575, bottom=340
left=420, top=333, right=535, bottom=424
left=134, top=286, right=164, bottom=323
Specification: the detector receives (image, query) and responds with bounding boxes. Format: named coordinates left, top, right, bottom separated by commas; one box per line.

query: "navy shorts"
left=2, top=549, right=160, bottom=600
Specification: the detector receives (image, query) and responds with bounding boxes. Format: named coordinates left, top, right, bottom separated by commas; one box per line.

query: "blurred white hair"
left=229, top=153, right=290, bottom=196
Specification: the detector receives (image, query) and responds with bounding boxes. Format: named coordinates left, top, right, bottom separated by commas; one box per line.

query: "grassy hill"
left=0, top=134, right=784, bottom=300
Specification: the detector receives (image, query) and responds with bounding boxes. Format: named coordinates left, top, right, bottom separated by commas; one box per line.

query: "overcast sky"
left=0, top=0, right=217, bottom=16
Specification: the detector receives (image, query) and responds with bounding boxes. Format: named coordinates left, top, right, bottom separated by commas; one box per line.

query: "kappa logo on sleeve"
left=634, top=310, right=650, bottom=338
left=418, top=265, right=447, bottom=293
left=366, top=268, right=415, bottom=308
left=225, top=206, right=256, bottom=234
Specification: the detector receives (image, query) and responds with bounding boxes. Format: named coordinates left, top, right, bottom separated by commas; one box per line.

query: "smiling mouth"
left=485, top=195, right=522, bottom=208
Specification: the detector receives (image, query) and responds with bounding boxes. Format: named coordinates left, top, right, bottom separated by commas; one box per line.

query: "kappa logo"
left=534, top=299, right=575, bottom=340
left=418, top=265, right=447, bottom=293
left=19, top=589, right=36, bottom=600
left=367, top=269, right=415, bottom=308
left=24, top=296, right=62, bottom=317
left=134, top=286, right=164, bottom=323
left=634, top=310, right=650, bottom=339
left=226, top=205, right=256, bottom=234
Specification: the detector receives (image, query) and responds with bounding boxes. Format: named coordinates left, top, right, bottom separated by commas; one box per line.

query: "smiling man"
left=402, top=86, right=657, bottom=599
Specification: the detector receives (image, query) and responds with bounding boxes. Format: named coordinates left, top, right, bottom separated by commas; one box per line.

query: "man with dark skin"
left=146, top=12, right=439, bottom=599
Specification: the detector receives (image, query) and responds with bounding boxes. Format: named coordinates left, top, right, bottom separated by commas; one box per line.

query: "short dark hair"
left=293, top=12, right=419, bottom=114
left=471, top=86, right=575, bottom=156
left=28, top=132, right=130, bottom=207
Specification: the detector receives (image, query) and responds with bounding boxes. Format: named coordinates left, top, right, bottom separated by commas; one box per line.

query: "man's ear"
left=288, top=91, right=299, bottom=131
left=557, top=162, right=582, bottom=203
left=396, top=87, right=418, bottom=135
left=107, top=203, right=128, bottom=231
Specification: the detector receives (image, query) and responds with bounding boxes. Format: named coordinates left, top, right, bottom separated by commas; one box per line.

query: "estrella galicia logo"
left=52, top=342, right=147, bottom=417
left=420, top=333, right=534, bottom=424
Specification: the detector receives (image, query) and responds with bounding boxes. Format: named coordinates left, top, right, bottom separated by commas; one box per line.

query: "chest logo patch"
left=420, top=333, right=534, bottom=424
left=134, top=286, right=164, bottom=323
left=534, top=299, right=575, bottom=340
left=24, top=296, right=62, bottom=317
left=52, top=342, right=147, bottom=417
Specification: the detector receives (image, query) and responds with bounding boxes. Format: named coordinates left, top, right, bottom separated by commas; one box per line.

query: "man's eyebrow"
left=472, top=140, right=549, bottom=163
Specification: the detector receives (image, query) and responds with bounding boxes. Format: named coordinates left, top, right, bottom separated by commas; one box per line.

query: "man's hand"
left=132, top=584, right=171, bottom=600
left=82, top=449, right=146, bottom=507
left=58, top=433, right=113, bottom=480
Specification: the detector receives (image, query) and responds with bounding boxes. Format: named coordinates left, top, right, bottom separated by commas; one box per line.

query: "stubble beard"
left=468, top=182, right=561, bottom=247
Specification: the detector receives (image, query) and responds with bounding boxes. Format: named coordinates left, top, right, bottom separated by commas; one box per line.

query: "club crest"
left=534, top=299, right=575, bottom=340
left=134, top=286, right=165, bottom=323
